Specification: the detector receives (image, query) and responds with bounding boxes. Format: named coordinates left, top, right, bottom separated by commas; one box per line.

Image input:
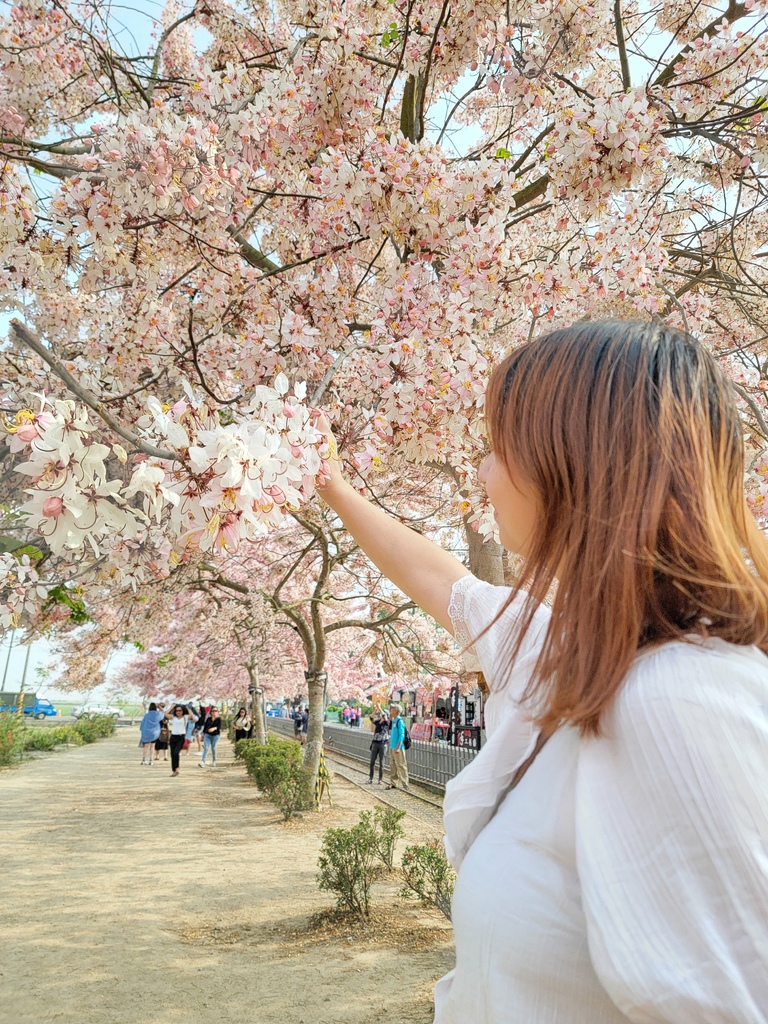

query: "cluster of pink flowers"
left=0, top=552, right=45, bottom=630
left=545, top=89, right=668, bottom=204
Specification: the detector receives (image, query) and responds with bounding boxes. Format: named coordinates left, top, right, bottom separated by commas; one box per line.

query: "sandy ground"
left=0, top=729, right=454, bottom=1024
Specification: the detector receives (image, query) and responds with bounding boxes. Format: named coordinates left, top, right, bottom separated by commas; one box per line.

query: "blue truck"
left=0, top=692, right=58, bottom=718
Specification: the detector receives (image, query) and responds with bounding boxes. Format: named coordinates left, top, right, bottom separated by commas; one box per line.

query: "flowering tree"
left=187, top=496, right=459, bottom=783
left=4, top=0, right=768, bottom=614
left=3, top=0, right=768, bottom=765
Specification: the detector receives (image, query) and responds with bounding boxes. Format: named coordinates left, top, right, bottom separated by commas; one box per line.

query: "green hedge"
left=0, top=713, right=117, bottom=764
left=235, top=735, right=313, bottom=819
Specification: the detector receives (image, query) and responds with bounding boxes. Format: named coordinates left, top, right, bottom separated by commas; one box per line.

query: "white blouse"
left=436, top=574, right=768, bottom=1024
left=169, top=715, right=188, bottom=736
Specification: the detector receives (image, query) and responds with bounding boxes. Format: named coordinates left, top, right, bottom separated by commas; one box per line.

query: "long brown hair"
left=485, top=320, right=768, bottom=735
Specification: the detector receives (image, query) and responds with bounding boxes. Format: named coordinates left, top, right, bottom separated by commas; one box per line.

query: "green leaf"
left=495, top=147, right=512, bottom=159
left=381, top=22, right=399, bottom=47
left=44, top=585, right=92, bottom=626
left=0, top=536, right=43, bottom=560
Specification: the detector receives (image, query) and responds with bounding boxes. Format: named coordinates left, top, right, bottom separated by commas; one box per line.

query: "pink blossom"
left=15, top=424, right=39, bottom=443
left=182, top=193, right=201, bottom=213
left=42, top=496, right=64, bottom=518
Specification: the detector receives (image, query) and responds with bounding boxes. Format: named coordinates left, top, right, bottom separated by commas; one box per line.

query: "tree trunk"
left=246, top=662, right=266, bottom=744
left=464, top=518, right=505, bottom=584
left=251, top=689, right=266, bottom=744
left=302, top=668, right=326, bottom=806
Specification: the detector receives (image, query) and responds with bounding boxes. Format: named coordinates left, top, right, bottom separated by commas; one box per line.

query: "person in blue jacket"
left=387, top=703, right=409, bottom=791
left=138, top=702, right=166, bottom=765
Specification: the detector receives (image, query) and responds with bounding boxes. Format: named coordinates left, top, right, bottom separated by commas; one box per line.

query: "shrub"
left=72, top=714, right=116, bottom=744
left=0, top=713, right=25, bottom=765
left=401, top=840, right=456, bottom=921
left=5, top=715, right=116, bottom=760
left=271, top=763, right=314, bottom=820
left=22, top=729, right=59, bottom=751
left=48, top=726, right=76, bottom=745
left=233, top=737, right=255, bottom=760
left=22, top=724, right=82, bottom=751
left=373, top=805, right=406, bottom=870
left=238, top=735, right=312, bottom=819
left=317, top=811, right=381, bottom=915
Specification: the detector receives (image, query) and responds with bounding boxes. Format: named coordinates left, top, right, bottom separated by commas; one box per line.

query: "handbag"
left=182, top=738, right=191, bottom=750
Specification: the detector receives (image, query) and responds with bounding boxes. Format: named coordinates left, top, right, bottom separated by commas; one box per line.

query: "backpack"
left=402, top=724, right=411, bottom=751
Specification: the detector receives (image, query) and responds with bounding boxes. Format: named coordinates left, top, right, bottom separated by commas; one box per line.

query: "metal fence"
left=268, top=717, right=477, bottom=791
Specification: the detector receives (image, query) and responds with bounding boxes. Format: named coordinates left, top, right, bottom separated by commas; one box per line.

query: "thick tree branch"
left=0, top=135, right=91, bottom=156
left=325, top=601, right=417, bottom=633
left=654, top=1, right=749, bottom=87
left=732, top=381, right=768, bottom=442
left=10, top=153, right=104, bottom=182
left=146, top=9, right=197, bottom=101
left=613, top=0, right=631, bottom=91
left=8, top=320, right=178, bottom=461
left=226, top=225, right=280, bottom=273
left=512, top=175, right=550, bottom=208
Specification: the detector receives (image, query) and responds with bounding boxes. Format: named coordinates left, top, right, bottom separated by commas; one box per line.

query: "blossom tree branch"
left=8, top=320, right=178, bottom=462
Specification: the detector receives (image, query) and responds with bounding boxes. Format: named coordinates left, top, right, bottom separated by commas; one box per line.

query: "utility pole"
left=17, top=644, right=32, bottom=716
left=2, top=629, right=16, bottom=690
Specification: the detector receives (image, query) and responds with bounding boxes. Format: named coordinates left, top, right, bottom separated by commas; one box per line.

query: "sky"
left=0, top=630, right=135, bottom=701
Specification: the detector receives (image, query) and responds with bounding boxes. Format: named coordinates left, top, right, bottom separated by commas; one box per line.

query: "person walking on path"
left=368, top=710, right=389, bottom=784
left=300, top=706, right=309, bottom=745
left=293, top=706, right=303, bottom=742
left=192, top=703, right=206, bottom=754
left=316, top=320, right=768, bottom=1023
left=233, top=707, right=251, bottom=744
left=168, top=705, right=190, bottom=776
left=155, top=711, right=170, bottom=762
left=138, top=703, right=166, bottom=765
left=184, top=703, right=198, bottom=753
left=387, top=703, right=409, bottom=791
left=198, top=706, right=222, bottom=767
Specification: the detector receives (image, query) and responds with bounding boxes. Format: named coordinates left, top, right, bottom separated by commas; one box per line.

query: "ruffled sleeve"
left=447, top=573, right=550, bottom=703
left=576, top=641, right=768, bottom=1022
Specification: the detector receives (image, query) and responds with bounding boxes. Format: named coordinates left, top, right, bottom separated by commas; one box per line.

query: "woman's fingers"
left=312, top=409, right=345, bottom=492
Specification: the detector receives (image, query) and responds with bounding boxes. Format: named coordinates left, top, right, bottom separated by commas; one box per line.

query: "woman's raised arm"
left=317, top=424, right=469, bottom=633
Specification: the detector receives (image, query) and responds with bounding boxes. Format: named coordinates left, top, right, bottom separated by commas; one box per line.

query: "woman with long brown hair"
left=318, top=321, right=768, bottom=1023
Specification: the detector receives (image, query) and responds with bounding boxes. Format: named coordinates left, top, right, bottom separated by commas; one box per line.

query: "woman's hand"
left=312, top=409, right=348, bottom=498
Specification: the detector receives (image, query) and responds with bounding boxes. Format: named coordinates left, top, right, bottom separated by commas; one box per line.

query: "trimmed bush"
left=373, top=805, right=406, bottom=870
left=271, top=762, right=314, bottom=820
left=71, top=714, right=116, bottom=743
left=22, top=729, right=59, bottom=751
left=21, top=715, right=115, bottom=753
left=237, top=735, right=313, bottom=819
left=0, top=713, right=116, bottom=763
left=317, top=811, right=381, bottom=915
left=401, top=840, right=456, bottom=921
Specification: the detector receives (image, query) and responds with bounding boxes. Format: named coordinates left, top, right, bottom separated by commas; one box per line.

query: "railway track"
left=323, top=748, right=445, bottom=831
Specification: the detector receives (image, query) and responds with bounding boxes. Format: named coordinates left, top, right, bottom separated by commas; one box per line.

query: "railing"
left=268, top=717, right=477, bottom=791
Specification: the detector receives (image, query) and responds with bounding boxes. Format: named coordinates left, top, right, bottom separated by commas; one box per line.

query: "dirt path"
left=0, top=730, right=454, bottom=1024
